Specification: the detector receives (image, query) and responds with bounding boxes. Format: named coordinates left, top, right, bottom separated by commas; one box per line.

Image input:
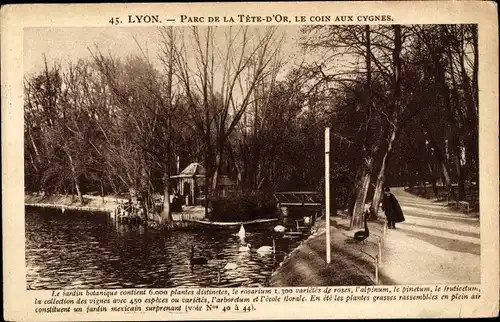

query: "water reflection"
left=25, top=208, right=309, bottom=289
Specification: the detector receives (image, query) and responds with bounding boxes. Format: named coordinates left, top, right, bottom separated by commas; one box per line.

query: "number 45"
left=109, top=17, right=121, bottom=25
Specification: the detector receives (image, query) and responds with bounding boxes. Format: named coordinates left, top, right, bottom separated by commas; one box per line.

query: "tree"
left=163, top=26, right=284, bottom=199
left=228, top=68, right=306, bottom=191
left=90, top=50, right=181, bottom=220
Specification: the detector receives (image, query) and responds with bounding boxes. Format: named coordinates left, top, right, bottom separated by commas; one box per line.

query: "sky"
left=24, top=26, right=306, bottom=76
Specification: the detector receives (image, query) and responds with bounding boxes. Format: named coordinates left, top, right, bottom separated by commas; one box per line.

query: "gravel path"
left=378, top=188, right=480, bottom=285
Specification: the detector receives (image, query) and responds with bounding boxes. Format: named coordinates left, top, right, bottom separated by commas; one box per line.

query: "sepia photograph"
left=2, top=1, right=498, bottom=320
left=23, top=23, right=480, bottom=290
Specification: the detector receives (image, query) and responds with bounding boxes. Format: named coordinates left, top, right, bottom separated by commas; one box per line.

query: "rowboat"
left=191, top=218, right=278, bottom=229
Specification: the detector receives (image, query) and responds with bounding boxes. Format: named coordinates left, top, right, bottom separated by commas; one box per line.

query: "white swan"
left=224, top=262, right=238, bottom=270
left=238, top=224, right=246, bottom=239
left=256, top=239, right=276, bottom=254
left=238, top=243, right=251, bottom=252
left=273, top=225, right=286, bottom=233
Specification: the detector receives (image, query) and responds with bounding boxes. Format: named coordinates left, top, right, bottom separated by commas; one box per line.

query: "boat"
left=191, top=218, right=278, bottom=229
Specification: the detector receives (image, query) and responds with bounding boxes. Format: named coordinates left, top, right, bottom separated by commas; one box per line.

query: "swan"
left=273, top=225, right=286, bottom=233
left=238, top=243, right=251, bottom=252
left=353, top=211, right=369, bottom=244
left=237, top=224, right=246, bottom=239
left=224, top=262, right=238, bottom=270
left=190, top=246, right=208, bottom=265
left=256, top=238, right=276, bottom=254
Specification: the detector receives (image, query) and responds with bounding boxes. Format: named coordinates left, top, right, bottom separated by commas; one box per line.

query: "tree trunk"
left=66, top=151, right=84, bottom=205
left=370, top=128, right=397, bottom=219
left=139, top=162, right=151, bottom=218
left=347, top=167, right=362, bottom=214
left=452, top=152, right=466, bottom=200
left=211, top=141, right=224, bottom=194
left=369, top=25, right=402, bottom=220
left=350, top=157, right=373, bottom=230
left=161, top=170, right=172, bottom=224
left=74, top=177, right=83, bottom=205
left=227, top=141, right=243, bottom=188
left=100, top=181, right=105, bottom=204
left=427, top=163, right=438, bottom=198
left=204, top=149, right=211, bottom=217
left=427, top=134, right=453, bottom=199
left=350, top=24, right=373, bottom=229
left=28, top=130, right=41, bottom=162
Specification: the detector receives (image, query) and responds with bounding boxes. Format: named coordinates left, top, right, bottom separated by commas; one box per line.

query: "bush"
left=208, top=192, right=277, bottom=222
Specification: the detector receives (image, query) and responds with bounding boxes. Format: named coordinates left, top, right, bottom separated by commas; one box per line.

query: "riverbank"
left=269, top=212, right=385, bottom=286
left=25, top=193, right=207, bottom=222
left=25, top=194, right=121, bottom=212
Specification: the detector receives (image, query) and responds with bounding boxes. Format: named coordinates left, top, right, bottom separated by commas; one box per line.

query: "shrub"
left=208, top=192, right=277, bottom=222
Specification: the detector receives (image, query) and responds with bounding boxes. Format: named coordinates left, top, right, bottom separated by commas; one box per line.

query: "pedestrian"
left=382, top=186, right=405, bottom=229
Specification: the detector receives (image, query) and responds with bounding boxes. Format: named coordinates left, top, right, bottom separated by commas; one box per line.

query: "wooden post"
left=191, top=181, right=195, bottom=205
left=325, top=127, right=331, bottom=264
left=378, top=238, right=382, bottom=264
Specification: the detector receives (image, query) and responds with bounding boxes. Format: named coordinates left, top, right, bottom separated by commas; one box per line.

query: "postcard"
left=2, top=1, right=498, bottom=320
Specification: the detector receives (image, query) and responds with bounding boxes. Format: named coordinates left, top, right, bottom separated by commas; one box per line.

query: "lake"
left=25, top=208, right=310, bottom=289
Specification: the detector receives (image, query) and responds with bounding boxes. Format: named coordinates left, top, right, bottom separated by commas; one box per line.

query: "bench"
left=437, top=191, right=448, bottom=200
left=458, top=201, right=470, bottom=213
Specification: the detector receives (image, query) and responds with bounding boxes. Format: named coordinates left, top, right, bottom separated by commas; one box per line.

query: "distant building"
left=170, top=162, right=235, bottom=206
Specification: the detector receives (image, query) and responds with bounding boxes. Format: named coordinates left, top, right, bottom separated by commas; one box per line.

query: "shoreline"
left=25, top=203, right=114, bottom=214
left=25, top=193, right=124, bottom=212
left=269, top=213, right=385, bottom=287
left=24, top=193, right=207, bottom=224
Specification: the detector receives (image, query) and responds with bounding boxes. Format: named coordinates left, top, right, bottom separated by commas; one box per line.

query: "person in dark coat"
left=381, top=186, right=405, bottom=229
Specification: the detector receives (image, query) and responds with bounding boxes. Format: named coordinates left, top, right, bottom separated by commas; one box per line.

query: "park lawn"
left=269, top=215, right=384, bottom=287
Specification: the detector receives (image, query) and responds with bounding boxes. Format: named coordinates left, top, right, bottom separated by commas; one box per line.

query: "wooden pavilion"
left=170, top=162, right=235, bottom=206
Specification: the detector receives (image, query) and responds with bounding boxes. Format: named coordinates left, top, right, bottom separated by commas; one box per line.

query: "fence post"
left=325, top=127, right=331, bottom=264
left=378, top=238, right=382, bottom=264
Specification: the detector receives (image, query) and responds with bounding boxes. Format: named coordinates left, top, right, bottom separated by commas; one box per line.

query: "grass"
left=269, top=215, right=382, bottom=287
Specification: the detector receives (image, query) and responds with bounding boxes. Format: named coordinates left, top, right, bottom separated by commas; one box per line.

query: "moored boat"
left=191, top=218, right=278, bottom=229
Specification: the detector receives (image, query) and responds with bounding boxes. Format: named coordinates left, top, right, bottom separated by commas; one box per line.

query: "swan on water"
left=256, top=238, right=276, bottom=254
left=238, top=224, right=246, bottom=239
left=224, top=262, right=238, bottom=270
left=273, top=225, right=285, bottom=233
left=190, top=246, right=208, bottom=265
left=238, top=243, right=251, bottom=252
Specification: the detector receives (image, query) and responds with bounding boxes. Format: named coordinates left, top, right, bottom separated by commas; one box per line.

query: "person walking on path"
left=382, top=186, right=405, bottom=229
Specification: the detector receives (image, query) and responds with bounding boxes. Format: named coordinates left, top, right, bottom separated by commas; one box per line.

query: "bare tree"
left=163, top=26, right=284, bottom=198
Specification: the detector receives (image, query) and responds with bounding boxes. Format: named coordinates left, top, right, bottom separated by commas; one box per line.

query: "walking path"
left=379, top=188, right=480, bottom=285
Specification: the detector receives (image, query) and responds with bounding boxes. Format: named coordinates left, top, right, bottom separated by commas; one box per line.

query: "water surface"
left=26, top=208, right=309, bottom=289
